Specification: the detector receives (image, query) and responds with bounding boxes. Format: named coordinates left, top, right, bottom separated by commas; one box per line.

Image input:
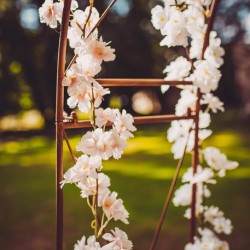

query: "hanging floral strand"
left=151, top=0, right=238, bottom=249
left=39, top=0, right=135, bottom=249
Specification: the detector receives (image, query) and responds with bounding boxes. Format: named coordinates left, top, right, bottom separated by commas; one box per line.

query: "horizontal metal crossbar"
left=96, top=78, right=193, bottom=87
left=63, top=113, right=195, bottom=129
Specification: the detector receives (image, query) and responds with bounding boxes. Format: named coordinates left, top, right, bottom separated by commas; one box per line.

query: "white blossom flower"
left=87, top=37, right=116, bottom=63
left=76, top=54, right=102, bottom=78
left=100, top=191, right=129, bottom=224
left=79, top=173, right=111, bottom=198
left=113, top=110, right=137, bottom=140
left=175, top=89, right=197, bottom=116
left=102, top=228, right=133, bottom=250
left=213, top=217, right=233, bottom=235
left=189, top=25, right=207, bottom=59
left=76, top=128, right=114, bottom=160
left=203, top=206, right=233, bottom=235
left=204, top=206, right=224, bottom=223
left=74, top=235, right=101, bottom=250
left=204, top=32, right=225, bottom=68
left=39, top=0, right=61, bottom=28
left=72, top=7, right=100, bottom=37
left=160, top=9, right=188, bottom=47
left=54, top=0, right=78, bottom=24
left=173, top=183, right=192, bottom=207
left=192, top=60, right=222, bottom=93
left=185, top=227, right=230, bottom=250
left=63, top=66, right=90, bottom=96
left=203, top=147, right=239, bottom=177
left=92, top=81, right=110, bottom=108
left=151, top=5, right=169, bottom=32
left=163, top=56, right=192, bottom=81
left=67, top=84, right=91, bottom=113
left=61, top=155, right=102, bottom=187
left=184, top=5, right=205, bottom=35
left=95, top=108, right=117, bottom=128
left=109, top=130, right=127, bottom=160
left=201, top=93, right=225, bottom=113
left=182, top=165, right=216, bottom=184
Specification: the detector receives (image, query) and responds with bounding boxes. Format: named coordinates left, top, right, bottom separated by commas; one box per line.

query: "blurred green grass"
left=0, top=112, right=249, bottom=249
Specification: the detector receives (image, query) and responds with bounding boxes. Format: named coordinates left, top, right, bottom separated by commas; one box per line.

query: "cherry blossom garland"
left=151, top=0, right=238, bottom=249
left=39, top=1, right=135, bottom=249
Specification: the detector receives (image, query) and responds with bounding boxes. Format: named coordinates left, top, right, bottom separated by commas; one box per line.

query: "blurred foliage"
left=0, top=0, right=250, bottom=127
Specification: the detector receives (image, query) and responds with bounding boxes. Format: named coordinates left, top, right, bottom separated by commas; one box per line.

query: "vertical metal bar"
left=190, top=0, right=220, bottom=242
left=56, top=1, right=72, bottom=249
left=150, top=125, right=192, bottom=250
left=190, top=89, right=201, bottom=242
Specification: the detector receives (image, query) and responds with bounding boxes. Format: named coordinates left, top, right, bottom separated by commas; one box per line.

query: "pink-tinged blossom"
left=92, top=81, right=110, bottom=108
left=114, top=110, right=137, bottom=140
left=74, top=7, right=100, bottom=37
left=63, top=67, right=90, bottom=96
left=203, top=147, right=239, bottom=177
left=79, top=173, right=111, bottom=198
left=109, top=130, right=127, bottom=160
left=95, top=108, right=117, bottom=128
left=76, top=128, right=113, bottom=160
left=192, top=60, right=222, bottom=93
left=76, top=55, right=102, bottom=79
left=100, top=191, right=129, bottom=224
left=39, top=0, right=61, bottom=28
left=88, top=37, right=116, bottom=63
left=54, top=0, right=78, bottom=24
left=201, top=93, right=225, bottom=113
left=74, top=235, right=101, bottom=250
left=102, top=228, right=133, bottom=250
left=61, top=155, right=102, bottom=187
left=67, top=84, right=91, bottom=113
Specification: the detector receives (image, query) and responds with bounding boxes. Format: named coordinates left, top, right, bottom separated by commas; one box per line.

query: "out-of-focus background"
left=0, top=0, right=250, bottom=249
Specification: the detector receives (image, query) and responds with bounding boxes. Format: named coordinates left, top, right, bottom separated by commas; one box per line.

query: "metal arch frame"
left=55, top=1, right=220, bottom=249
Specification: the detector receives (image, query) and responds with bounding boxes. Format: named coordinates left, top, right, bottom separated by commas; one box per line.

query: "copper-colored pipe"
left=63, top=130, right=77, bottom=164
left=189, top=0, right=220, bottom=243
left=56, top=1, right=72, bottom=249
left=149, top=125, right=192, bottom=250
left=63, top=114, right=195, bottom=130
left=96, top=78, right=192, bottom=87
left=190, top=89, right=201, bottom=242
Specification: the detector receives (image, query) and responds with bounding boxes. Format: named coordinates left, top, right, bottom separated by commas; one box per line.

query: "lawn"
left=0, top=111, right=249, bottom=250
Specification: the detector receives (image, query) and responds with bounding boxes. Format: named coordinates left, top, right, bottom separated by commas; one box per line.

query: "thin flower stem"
left=64, top=0, right=117, bottom=75
left=82, top=0, right=94, bottom=37
left=90, top=83, right=96, bottom=128
left=185, top=46, right=195, bottom=71
left=63, top=129, right=77, bottom=164
left=94, top=176, right=99, bottom=238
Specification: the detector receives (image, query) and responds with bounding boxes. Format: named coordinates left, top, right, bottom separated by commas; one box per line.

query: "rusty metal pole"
left=190, top=89, right=201, bottom=242
left=56, top=0, right=72, bottom=249
left=189, top=0, right=220, bottom=242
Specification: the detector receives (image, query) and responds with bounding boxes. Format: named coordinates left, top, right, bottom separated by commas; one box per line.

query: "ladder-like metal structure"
left=55, top=1, right=220, bottom=249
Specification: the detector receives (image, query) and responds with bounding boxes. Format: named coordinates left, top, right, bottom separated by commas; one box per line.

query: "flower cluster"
left=151, top=0, right=239, bottom=248
left=39, top=1, right=134, bottom=249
